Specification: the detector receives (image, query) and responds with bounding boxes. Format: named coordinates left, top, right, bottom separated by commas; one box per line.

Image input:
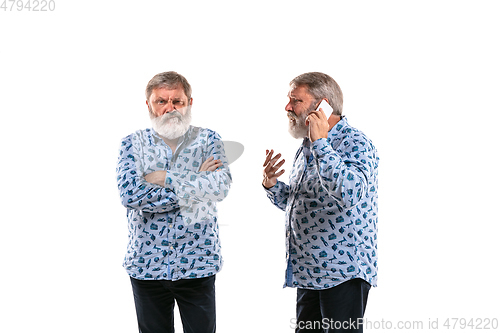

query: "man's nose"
left=164, top=101, right=175, bottom=113
left=285, top=102, right=293, bottom=112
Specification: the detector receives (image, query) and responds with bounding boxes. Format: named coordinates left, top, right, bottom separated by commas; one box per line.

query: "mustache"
left=287, top=111, right=298, bottom=119
left=150, top=110, right=185, bottom=126
left=155, top=110, right=183, bottom=121
left=163, top=110, right=182, bottom=119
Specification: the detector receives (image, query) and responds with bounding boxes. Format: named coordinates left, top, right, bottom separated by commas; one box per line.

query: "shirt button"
left=169, top=224, right=173, bottom=228
left=170, top=246, right=174, bottom=250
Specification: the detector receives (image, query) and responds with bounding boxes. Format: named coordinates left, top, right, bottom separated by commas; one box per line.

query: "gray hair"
left=145, top=71, right=192, bottom=101
left=290, top=72, right=343, bottom=116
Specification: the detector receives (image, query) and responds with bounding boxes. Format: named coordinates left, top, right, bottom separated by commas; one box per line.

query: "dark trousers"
left=130, top=275, right=216, bottom=333
left=296, top=278, right=371, bottom=333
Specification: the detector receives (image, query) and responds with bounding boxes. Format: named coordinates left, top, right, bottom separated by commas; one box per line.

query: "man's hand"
left=263, top=149, right=285, bottom=189
left=199, top=156, right=222, bottom=172
left=306, top=108, right=329, bottom=142
left=144, top=170, right=167, bottom=186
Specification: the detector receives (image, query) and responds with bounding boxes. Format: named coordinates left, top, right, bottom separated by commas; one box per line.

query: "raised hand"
left=262, top=149, right=285, bottom=189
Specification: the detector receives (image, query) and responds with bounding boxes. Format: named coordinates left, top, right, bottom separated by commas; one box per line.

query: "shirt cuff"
left=311, top=137, right=333, bottom=158
left=262, top=182, right=281, bottom=195
left=262, top=183, right=277, bottom=190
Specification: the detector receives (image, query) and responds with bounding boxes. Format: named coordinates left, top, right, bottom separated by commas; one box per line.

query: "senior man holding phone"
left=263, top=72, right=379, bottom=333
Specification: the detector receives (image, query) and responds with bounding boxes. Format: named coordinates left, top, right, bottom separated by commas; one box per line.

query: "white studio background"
left=1, top=1, right=499, bottom=332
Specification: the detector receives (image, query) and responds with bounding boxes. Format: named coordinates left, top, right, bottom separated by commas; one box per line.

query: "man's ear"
left=189, top=98, right=193, bottom=106
left=146, top=100, right=154, bottom=116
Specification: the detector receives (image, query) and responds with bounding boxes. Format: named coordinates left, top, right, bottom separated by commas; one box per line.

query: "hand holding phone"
left=306, top=99, right=332, bottom=142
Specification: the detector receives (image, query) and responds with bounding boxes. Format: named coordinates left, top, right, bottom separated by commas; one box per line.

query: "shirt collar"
left=327, top=116, right=348, bottom=142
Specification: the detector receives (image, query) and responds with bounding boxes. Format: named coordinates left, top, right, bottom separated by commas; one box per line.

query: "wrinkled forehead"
left=151, top=84, right=188, bottom=100
left=288, top=85, right=312, bottom=98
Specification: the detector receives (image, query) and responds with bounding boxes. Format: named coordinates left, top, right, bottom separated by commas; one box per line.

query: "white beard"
left=150, top=106, right=192, bottom=140
left=287, top=111, right=309, bottom=139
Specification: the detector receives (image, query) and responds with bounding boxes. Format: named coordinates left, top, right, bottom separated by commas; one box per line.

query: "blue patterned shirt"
left=116, top=126, right=232, bottom=280
left=265, top=117, right=379, bottom=290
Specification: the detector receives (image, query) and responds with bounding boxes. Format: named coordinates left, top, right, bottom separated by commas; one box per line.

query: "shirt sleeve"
left=263, top=181, right=290, bottom=211
left=116, top=134, right=179, bottom=213
left=311, top=135, right=377, bottom=209
left=165, top=130, right=232, bottom=203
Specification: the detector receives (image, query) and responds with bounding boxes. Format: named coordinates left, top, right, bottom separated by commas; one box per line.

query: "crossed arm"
left=145, top=156, right=222, bottom=186
left=117, top=131, right=231, bottom=213
left=116, top=137, right=179, bottom=213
